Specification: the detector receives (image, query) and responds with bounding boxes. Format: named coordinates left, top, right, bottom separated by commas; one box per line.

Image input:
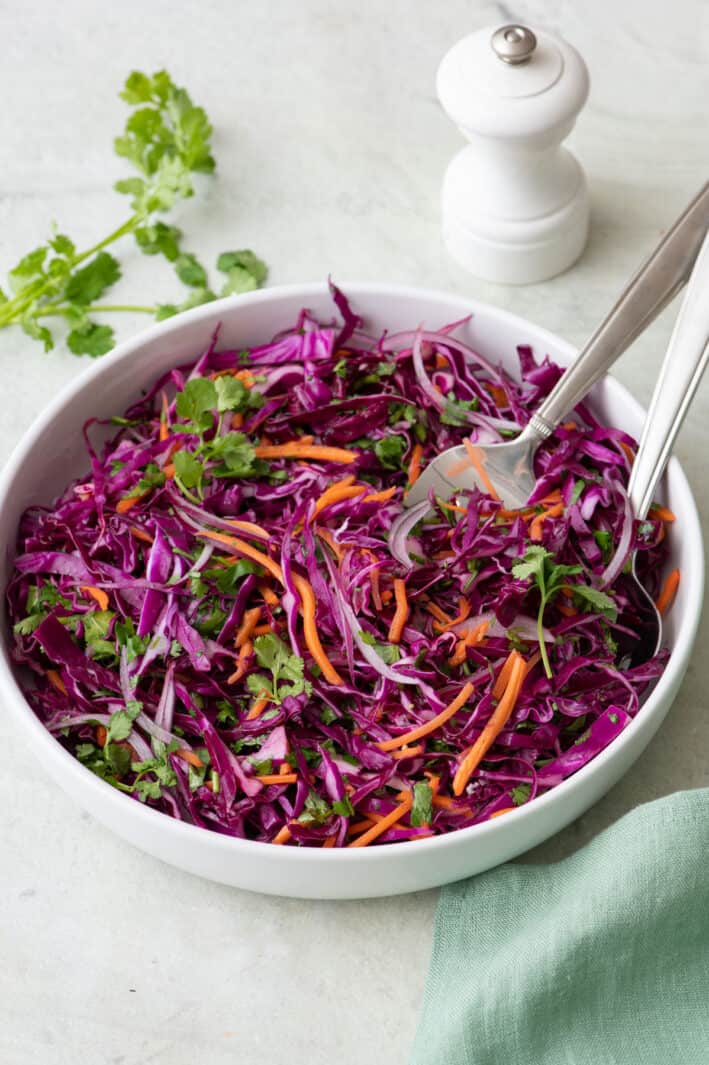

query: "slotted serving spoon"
left=394, top=182, right=709, bottom=548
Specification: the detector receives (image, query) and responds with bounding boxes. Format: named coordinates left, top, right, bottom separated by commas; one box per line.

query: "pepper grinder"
left=437, top=24, right=590, bottom=284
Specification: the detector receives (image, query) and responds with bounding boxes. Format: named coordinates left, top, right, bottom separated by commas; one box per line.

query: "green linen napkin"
left=411, top=790, right=709, bottom=1065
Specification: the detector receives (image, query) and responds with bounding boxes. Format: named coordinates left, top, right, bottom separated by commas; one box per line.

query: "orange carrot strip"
left=492, top=649, right=522, bottom=700
left=529, top=502, right=564, bottom=542
left=257, top=774, right=298, bottom=785
left=378, top=681, right=475, bottom=751
left=246, top=695, right=271, bottom=721
left=562, top=420, right=577, bottom=431
left=464, top=439, right=500, bottom=501
left=116, top=494, right=145, bottom=514
left=312, top=483, right=367, bottom=520
left=650, top=505, right=676, bottom=523
left=619, top=440, right=635, bottom=466
left=434, top=596, right=471, bottom=633
left=259, top=583, right=280, bottom=607
left=322, top=835, right=337, bottom=848
left=488, top=385, right=508, bottom=407
left=225, top=519, right=271, bottom=540
left=435, top=352, right=449, bottom=369
left=392, top=744, right=424, bottom=760
left=235, top=369, right=255, bottom=387
left=432, top=795, right=469, bottom=813
left=231, top=412, right=244, bottom=429
left=278, top=761, right=292, bottom=776
left=348, top=793, right=413, bottom=848
left=255, top=443, right=357, bottom=463
left=235, top=606, right=262, bottom=649
left=163, top=463, right=176, bottom=480
left=228, top=640, right=253, bottom=684
left=198, top=531, right=283, bottom=581
left=408, top=443, right=424, bottom=487
left=81, top=585, right=109, bottom=611
left=348, top=818, right=376, bottom=836
left=437, top=499, right=467, bottom=515
left=46, top=669, right=67, bottom=696
left=129, top=526, right=154, bottom=544
left=292, top=573, right=343, bottom=685
left=453, top=655, right=527, bottom=795
left=489, top=807, right=516, bottom=819
left=426, top=602, right=452, bottom=625
left=388, top=579, right=410, bottom=644
left=159, top=391, right=169, bottom=442
left=362, top=486, right=398, bottom=504
left=272, top=825, right=292, bottom=845
left=95, top=724, right=107, bottom=748
left=447, top=620, right=490, bottom=667
left=655, top=568, right=680, bottom=615
left=197, top=530, right=343, bottom=685
left=252, top=622, right=276, bottom=637
left=174, top=748, right=204, bottom=769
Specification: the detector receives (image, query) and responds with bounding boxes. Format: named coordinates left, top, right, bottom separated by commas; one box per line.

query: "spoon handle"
left=628, top=230, right=709, bottom=520
left=526, top=181, right=709, bottom=441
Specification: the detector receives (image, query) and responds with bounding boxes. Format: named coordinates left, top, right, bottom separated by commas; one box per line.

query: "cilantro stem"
left=537, top=599, right=553, bottom=680
left=71, top=215, right=141, bottom=268
left=35, top=303, right=157, bottom=318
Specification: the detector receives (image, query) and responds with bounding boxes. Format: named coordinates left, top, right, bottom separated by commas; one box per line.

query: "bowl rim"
left=0, top=280, right=703, bottom=865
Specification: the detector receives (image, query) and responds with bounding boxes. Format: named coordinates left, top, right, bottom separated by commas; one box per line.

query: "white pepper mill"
left=437, top=24, right=590, bottom=284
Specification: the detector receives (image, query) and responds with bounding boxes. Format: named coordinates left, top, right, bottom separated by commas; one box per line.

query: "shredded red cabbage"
left=7, top=286, right=670, bottom=846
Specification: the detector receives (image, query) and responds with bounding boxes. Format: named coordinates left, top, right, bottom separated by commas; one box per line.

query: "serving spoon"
left=393, top=182, right=709, bottom=545
left=619, top=228, right=709, bottom=665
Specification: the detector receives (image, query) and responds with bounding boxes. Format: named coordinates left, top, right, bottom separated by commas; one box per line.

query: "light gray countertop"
left=1, top=2, right=707, bottom=1063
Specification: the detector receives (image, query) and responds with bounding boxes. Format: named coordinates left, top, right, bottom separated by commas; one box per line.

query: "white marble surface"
left=1, top=2, right=708, bottom=1063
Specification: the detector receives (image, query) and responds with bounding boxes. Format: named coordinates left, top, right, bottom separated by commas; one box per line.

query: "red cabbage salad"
left=7, top=286, right=677, bottom=847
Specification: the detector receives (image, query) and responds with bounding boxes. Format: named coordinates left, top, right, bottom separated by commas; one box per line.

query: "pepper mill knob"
left=437, top=23, right=590, bottom=284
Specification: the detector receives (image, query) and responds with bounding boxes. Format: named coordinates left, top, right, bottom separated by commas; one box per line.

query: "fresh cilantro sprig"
left=246, top=634, right=313, bottom=705
left=0, top=70, right=267, bottom=356
left=512, top=546, right=617, bottom=679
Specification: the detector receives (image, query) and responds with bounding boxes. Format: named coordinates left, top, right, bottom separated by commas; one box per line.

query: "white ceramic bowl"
left=0, top=283, right=703, bottom=898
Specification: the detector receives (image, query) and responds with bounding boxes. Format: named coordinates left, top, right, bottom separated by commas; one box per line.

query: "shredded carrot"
left=426, top=602, right=452, bottom=625
left=392, top=744, right=424, bottom=760
left=437, top=498, right=467, bottom=515
left=425, top=772, right=440, bottom=795
left=95, top=724, right=107, bottom=748
left=489, top=807, right=516, bottom=819
left=252, top=622, right=276, bottom=637
left=225, top=519, right=270, bottom=539
left=198, top=530, right=283, bottom=581
left=273, top=825, right=292, bottom=845
left=116, top=494, right=145, bottom=514
left=235, top=369, right=255, bottom=388
left=433, top=596, right=471, bottom=633
left=538, top=490, right=563, bottom=506
left=312, top=481, right=366, bottom=520
left=259, top=583, right=280, bottom=607
left=46, top=669, right=67, bottom=695
left=655, top=568, right=680, bottom=615
left=378, top=682, right=475, bottom=751
left=292, top=573, right=343, bottom=685
left=388, top=579, right=410, bottom=644
left=650, top=505, right=676, bottom=523
left=381, top=589, right=394, bottom=605
left=557, top=601, right=577, bottom=618
left=198, top=530, right=343, bottom=685
left=246, top=694, right=271, bottom=721
left=278, top=761, right=292, bottom=776
left=432, top=795, right=469, bottom=813
left=453, top=654, right=527, bottom=795
left=407, top=443, right=424, bottom=487
left=619, top=440, right=635, bottom=465
left=488, top=385, right=508, bottom=407
left=81, top=585, right=109, bottom=611
left=492, top=649, right=519, bottom=700
left=228, top=640, right=253, bottom=684
left=159, top=391, right=169, bottom=442
left=174, top=748, right=204, bottom=769
left=235, top=606, right=262, bottom=648
left=257, top=773, right=298, bottom=785
left=434, top=352, right=449, bottom=369
left=322, top=835, right=337, bottom=848
left=465, top=439, right=500, bottom=501
left=348, top=792, right=413, bottom=848
left=129, top=525, right=154, bottom=544
left=163, top=463, right=176, bottom=480
left=447, top=620, right=490, bottom=667
left=231, top=412, right=244, bottom=429
left=255, top=442, right=356, bottom=463
left=529, top=502, right=564, bottom=542
left=348, top=818, right=376, bottom=836
left=362, top=486, right=398, bottom=505
left=432, top=550, right=456, bottom=561
left=562, top=420, right=577, bottom=431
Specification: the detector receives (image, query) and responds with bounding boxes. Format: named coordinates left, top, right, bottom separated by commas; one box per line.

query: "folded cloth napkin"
left=411, top=790, right=709, bottom=1065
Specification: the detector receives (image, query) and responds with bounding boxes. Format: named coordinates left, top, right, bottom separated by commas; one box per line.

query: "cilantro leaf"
left=175, top=377, right=217, bottom=432
left=374, top=435, right=407, bottom=470
left=64, top=252, right=121, bottom=305
left=66, top=320, right=115, bottom=357
left=175, top=252, right=208, bottom=288
left=214, top=375, right=251, bottom=413
left=209, top=432, right=260, bottom=478
left=411, top=781, right=433, bottom=827
left=217, top=250, right=268, bottom=295
left=250, top=633, right=312, bottom=705
left=134, top=221, right=182, bottom=261
left=511, top=783, right=531, bottom=806
left=172, top=449, right=204, bottom=491
left=297, top=790, right=332, bottom=825
left=568, top=584, right=617, bottom=621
